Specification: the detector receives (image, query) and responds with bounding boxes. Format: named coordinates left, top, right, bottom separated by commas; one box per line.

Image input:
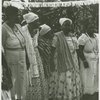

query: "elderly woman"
left=22, top=12, right=48, bottom=100
left=78, top=22, right=99, bottom=100
left=2, top=6, right=27, bottom=100
left=38, top=24, right=54, bottom=79
left=49, top=18, right=82, bottom=100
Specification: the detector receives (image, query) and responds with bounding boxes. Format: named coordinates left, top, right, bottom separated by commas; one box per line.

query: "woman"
left=38, top=24, right=54, bottom=79
left=78, top=23, right=99, bottom=100
left=23, top=12, right=48, bottom=100
left=49, top=18, right=82, bottom=100
left=2, top=6, right=27, bottom=100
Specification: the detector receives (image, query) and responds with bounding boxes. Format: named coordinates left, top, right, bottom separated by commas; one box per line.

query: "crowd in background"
left=2, top=4, right=99, bottom=100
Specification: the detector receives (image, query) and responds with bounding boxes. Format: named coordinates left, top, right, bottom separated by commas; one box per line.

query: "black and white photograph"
left=1, top=0, right=99, bottom=100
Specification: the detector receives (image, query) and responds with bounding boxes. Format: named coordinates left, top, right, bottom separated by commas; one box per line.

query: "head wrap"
left=23, top=12, right=39, bottom=24
left=39, top=24, right=51, bottom=36
left=59, top=18, right=72, bottom=26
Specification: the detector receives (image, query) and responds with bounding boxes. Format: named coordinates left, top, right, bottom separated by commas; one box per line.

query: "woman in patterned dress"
left=38, top=24, right=54, bottom=79
left=49, top=18, right=82, bottom=100
left=22, top=12, right=48, bottom=100
left=38, top=24, right=54, bottom=99
left=78, top=23, right=99, bottom=100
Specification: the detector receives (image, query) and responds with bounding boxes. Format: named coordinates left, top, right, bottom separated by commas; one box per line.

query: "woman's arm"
left=50, top=35, right=57, bottom=72
left=77, top=45, right=86, bottom=61
left=77, top=45, right=89, bottom=68
left=2, top=26, right=7, bottom=49
left=50, top=46, right=56, bottom=72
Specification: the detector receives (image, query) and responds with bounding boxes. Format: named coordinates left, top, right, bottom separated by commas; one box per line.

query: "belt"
left=5, top=48, right=25, bottom=51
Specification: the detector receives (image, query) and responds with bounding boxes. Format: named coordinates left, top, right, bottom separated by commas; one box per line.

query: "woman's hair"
left=5, top=6, right=19, bottom=19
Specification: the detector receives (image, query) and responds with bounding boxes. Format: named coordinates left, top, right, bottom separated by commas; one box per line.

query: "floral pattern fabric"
left=49, top=36, right=83, bottom=100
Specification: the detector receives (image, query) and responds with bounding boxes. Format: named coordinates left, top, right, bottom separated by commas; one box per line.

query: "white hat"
left=23, top=12, right=39, bottom=24
left=3, top=1, right=24, bottom=9
left=59, top=18, right=72, bottom=26
left=39, top=24, right=51, bottom=36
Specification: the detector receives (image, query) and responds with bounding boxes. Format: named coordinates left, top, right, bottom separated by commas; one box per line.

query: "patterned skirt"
left=49, top=52, right=83, bottom=100
left=26, top=48, right=48, bottom=100
left=49, top=68, right=83, bottom=100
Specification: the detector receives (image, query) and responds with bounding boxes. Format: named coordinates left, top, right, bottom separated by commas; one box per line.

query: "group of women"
left=2, top=6, right=99, bottom=100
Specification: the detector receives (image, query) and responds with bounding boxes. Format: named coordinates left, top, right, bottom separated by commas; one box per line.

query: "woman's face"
left=28, top=19, right=40, bottom=37
left=9, top=12, right=20, bottom=24
left=61, top=20, right=72, bottom=33
left=43, top=30, right=54, bottom=39
left=29, top=19, right=40, bottom=29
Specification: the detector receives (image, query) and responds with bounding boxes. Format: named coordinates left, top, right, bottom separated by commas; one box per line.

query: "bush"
left=30, top=4, right=99, bottom=36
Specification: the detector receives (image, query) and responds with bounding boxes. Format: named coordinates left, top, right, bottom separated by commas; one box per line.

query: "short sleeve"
left=78, top=34, right=88, bottom=46
left=52, top=36, right=57, bottom=47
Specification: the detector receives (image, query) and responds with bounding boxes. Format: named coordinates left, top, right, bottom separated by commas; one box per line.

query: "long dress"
left=22, top=25, right=48, bottom=100
left=49, top=32, right=82, bottom=100
left=38, top=36, right=53, bottom=100
left=38, top=37, right=53, bottom=79
left=78, top=33, right=99, bottom=95
left=2, top=23, right=27, bottom=100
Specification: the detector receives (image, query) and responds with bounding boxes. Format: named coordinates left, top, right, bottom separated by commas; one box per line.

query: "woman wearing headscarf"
left=2, top=6, right=27, bottom=100
left=38, top=24, right=54, bottom=79
left=22, top=12, right=48, bottom=100
left=49, top=18, right=82, bottom=100
left=78, top=20, right=99, bottom=100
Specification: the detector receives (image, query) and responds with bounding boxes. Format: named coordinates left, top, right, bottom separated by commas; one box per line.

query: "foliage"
left=30, top=4, right=99, bottom=36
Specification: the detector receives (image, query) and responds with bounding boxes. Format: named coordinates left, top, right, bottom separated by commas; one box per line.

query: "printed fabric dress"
left=23, top=26, right=48, bottom=100
left=38, top=37, right=53, bottom=79
left=78, top=33, right=99, bottom=95
left=49, top=32, right=82, bottom=100
left=2, top=23, right=27, bottom=100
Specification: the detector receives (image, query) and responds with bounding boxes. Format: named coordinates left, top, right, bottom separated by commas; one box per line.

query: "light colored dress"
left=22, top=25, right=48, bottom=100
left=2, top=23, right=27, bottom=100
left=49, top=34, right=82, bottom=100
left=78, top=33, right=99, bottom=95
left=22, top=25, right=39, bottom=80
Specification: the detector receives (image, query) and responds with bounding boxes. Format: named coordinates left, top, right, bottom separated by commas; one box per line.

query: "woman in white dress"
left=2, top=6, right=27, bottom=100
left=78, top=23, right=99, bottom=100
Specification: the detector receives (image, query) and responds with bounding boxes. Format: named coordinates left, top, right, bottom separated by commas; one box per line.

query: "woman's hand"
left=83, top=60, right=89, bottom=68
